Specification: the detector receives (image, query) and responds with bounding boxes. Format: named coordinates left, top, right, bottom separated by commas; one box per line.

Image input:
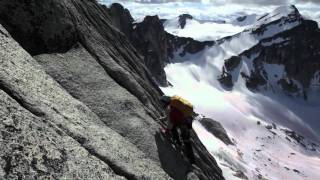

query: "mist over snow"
left=101, top=0, right=320, bottom=179
left=101, top=0, right=320, bottom=40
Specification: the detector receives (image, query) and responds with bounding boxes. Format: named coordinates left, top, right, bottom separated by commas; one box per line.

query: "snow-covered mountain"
left=162, top=5, right=320, bottom=180
left=1, top=0, right=319, bottom=179
left=102, top=2, right=320, bottom=180
left=163, top=14, right=245, bottom=41
left=218, top=5, right=318, bottom=93
left=102, top=1, right=320, bottom=180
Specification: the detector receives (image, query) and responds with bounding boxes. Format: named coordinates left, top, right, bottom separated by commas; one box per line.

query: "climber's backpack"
left=170, top=95, right=194, bottom=118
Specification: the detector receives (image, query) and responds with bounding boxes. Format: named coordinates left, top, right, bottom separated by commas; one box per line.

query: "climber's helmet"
left=160, top=95, right=171, bottom=108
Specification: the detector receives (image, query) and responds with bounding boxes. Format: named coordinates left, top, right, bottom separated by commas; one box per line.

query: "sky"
left=101, top=0, right=320, bottom=27
left=108, top=0, right=320, bottom=4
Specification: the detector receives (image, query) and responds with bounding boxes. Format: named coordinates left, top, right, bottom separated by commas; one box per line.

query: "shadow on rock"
left=190, top=130, right=224, bottom=180
left=155, top=132, right=189, bottom=180
left=155, top=130, right=225, bottom=180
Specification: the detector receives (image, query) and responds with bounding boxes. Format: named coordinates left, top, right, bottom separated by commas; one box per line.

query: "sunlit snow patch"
left=161, top=51, right=320, bottom=179
left=160, top=6, right=320, bottom=177
left=98, top=1, right=320, bottom=179
left=164, top=17, right=246, bottom=41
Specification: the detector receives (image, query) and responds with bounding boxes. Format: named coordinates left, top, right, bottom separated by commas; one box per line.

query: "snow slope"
left=100, top=1, right=320, bottom=179
left=164, top=17, right=245, bottom=41
left=161, top=6, right=320, bottom=180
left=163, top=56, right=320, bottom=179
left=164, top=18, right=244, bottom=41
left=162, top=46, right=320, bottom=180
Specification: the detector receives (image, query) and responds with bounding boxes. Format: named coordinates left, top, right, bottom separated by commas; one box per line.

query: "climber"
left=159, top=95, right=196, bottom=163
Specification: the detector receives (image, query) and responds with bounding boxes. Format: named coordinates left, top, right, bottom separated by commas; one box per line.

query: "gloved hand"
left=160, top=127, right=169, bottom=135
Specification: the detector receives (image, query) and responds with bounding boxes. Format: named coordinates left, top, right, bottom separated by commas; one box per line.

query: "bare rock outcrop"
left=0, top=0, right=224, bottom=179
left=0, top=25, right=170, bottom=179
left=241, top=19, right=320, bottom=95
left=107, top=4, right=215, bottom=86
left=0, top=0, right=164, bottom=119
left=178, top=14, right=193, bottom=29
left=199, top=118, right=234, bottom=145
left=130, top=15, right=169, bottom=86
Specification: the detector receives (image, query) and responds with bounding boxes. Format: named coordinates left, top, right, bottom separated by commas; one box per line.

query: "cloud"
left=229, top=0, right=288, bottom=5
left=102, top=0, right=320, bottom=25
left=117, top=0, right=287, bottom=5
left=111, top=0, right=319, bottom=5
left=229, top=0, right=320, bottom=5
left=298, top=0, right=320, bottom=2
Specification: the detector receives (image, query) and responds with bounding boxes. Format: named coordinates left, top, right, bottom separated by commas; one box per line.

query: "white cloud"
left=102, top=0, right=320, bottom=25
left=230, top=0, right=288, bottom=5
left=105, top=0, right=317, bottom=5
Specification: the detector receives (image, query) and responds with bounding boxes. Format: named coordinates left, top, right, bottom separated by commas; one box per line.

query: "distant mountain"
left=154, top=5, right=320, bottom=180
left=108, top=3, right=215, bottom=86
left=218, top=5, right=320, bottom=99
left=1, top=1, right=319, bottom=179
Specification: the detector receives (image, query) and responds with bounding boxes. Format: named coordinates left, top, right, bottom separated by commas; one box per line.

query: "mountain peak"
left=255, top=5, right=301, bottom=26
left=250, top=5, right=303, bottom=39
left=178, top=14, right=193, bottom=29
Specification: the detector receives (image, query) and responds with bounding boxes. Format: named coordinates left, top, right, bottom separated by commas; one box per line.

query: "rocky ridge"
left=0, top=0, right=225, bottom=179
left=0, top=23, right=169, bottom=180
left=108, top=3, right=215, bottom=86
left=219, top=5, right=320, bottom=99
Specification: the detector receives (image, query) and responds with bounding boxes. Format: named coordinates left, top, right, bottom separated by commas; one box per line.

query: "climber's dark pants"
left=171, top=126, right=181, bottom=145
left=171, top=124, right=195, bottom=163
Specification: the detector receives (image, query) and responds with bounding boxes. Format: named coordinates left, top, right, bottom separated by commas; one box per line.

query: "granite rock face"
left=130, top=15, right=169, bottom=86
left=0, top=24, right=170, bottom=179
left=0, top=0, right=78, bottom=55
left=0, top=90, right=125, bottom=180
left=0, top=0, right=164, bottom=119
left=0, top=0, right=224, bottom=179
left=34, top=45, right=161, bottom=160
left=108, top=3, right=134, bottom=37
